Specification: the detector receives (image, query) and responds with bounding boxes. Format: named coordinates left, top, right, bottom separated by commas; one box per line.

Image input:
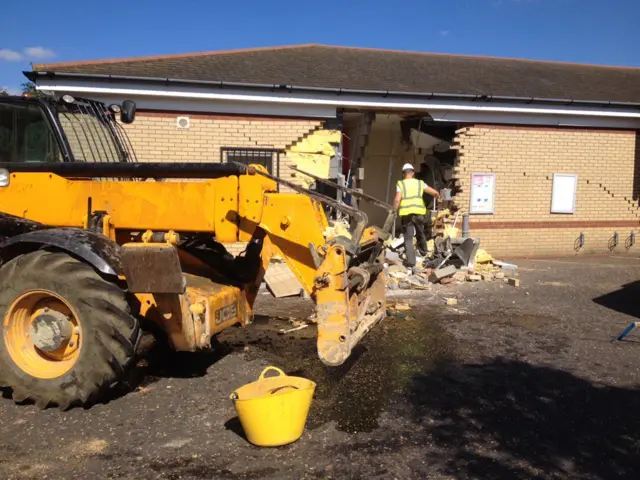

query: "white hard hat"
left=402, top=163, right=415, bottom=172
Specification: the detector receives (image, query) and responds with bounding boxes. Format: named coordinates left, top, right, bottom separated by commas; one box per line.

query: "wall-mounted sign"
left=551, top=173, right=578, bottom=214
left=469, top=173, right=496, bottom=214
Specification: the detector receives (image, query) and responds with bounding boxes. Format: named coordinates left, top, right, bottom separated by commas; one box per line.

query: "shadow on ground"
left=107, top=335, right=234, bottom=402
left=336, top=358, right=640, bottom=479
left=593, top=280, right=640, bottom=319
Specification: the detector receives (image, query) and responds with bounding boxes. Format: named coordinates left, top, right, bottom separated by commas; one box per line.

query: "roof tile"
left=34, top=45, right=640, bottom=104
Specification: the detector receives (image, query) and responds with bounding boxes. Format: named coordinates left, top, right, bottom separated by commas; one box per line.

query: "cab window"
left=0, top=102, right=61, bottom=163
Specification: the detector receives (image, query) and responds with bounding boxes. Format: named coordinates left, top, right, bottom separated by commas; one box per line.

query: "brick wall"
left=120, top=112, right=323, bottom=189
left=454, top=125, right=640, bottom=256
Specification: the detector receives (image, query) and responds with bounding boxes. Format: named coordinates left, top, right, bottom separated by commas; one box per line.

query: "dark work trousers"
left=401, top=214, right=428, bottom=267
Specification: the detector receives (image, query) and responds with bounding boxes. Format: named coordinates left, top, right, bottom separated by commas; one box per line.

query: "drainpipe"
left=462, top=214, right=470, bottom=238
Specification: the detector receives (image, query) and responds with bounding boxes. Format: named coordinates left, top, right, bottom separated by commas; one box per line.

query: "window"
left=0, top=102, right=61, bottom=163
left=551, top=174, right=578, bottom=214
left=221, top=147, right=279, bottom=176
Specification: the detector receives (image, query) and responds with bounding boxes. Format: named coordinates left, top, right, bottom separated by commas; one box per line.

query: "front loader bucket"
left=238, top=163, right=394, bottom=367
left=314, top=243, right=387, bottom=366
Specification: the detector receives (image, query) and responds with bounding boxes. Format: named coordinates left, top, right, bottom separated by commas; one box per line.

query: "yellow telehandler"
left=0, top=94, right=393, bottom=409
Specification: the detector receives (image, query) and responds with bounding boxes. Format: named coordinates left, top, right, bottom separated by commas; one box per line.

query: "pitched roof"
left=34, top=44, right=640, bottom=104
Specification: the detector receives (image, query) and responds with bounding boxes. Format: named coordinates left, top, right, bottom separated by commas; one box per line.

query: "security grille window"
left=57, top=98, right=137, bottom=163
left=221, top=147, right=279, bottom=176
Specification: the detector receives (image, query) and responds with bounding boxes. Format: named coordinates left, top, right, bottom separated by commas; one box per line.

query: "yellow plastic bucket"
left=230, top=366, right=316, bottom=447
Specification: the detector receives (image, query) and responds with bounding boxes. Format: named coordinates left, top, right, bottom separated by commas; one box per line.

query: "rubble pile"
left=383, top=209, right=519, bottom=291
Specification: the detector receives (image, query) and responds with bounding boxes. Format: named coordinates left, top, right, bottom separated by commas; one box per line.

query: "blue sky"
left=1, top=0, right=638, bottom=93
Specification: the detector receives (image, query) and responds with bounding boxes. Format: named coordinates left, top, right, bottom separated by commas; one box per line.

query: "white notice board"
left=469, top=173, right=496, bottom=214
left=551, top=174, right=577, bottom=214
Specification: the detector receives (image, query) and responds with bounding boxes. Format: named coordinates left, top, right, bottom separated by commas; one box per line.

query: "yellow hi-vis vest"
left=397, top=178, right=427, bottom=216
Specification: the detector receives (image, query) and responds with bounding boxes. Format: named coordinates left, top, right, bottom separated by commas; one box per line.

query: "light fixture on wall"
left=176, top=116, right=190, bottom=129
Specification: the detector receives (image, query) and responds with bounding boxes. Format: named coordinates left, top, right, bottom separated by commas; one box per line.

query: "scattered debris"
left=475, top=262, right=499, bottom=274
left=475, top=248, right=494, bottom=264
left=279, top=324, right=309, bottom=334
left=406, top=276, right=431, bottom=290
left=288, top=317, right=306, bottom=328
left=453, top=271, right=467, bottom=282
left=323, top=220, right=352, bottom=240
left=392, top=302, right=411, bottom=311
left=388, top=264, right=408, bottom=275
left=384, top=235, right=405, bottom=249
left=381, top=215, right=520, bottom=291
left=493, top=260, right=518, bottom=269
left=385, top=250, right=402, bottom=265
left=387, top=302, right=412, bottom=318
left=429, top=264, right=457, bottom=283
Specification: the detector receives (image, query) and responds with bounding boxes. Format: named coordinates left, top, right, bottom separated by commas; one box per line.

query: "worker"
left=393, top=163, right=440, bottom=273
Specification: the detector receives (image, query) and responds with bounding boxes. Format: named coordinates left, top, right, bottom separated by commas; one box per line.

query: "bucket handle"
left=259, top=366, right=286, bottom=380
left=269, top=385, right=299, bottom=395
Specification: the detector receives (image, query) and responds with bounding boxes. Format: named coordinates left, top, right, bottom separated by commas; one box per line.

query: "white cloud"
left=440, top=30, right=450, bottom=36
left=24, top=46, right=56, bottom=59
left=0, top=49, right=23, bottom=61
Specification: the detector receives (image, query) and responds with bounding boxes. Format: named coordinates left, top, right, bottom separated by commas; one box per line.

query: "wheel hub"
left=29, top=308, right=73, bottom=351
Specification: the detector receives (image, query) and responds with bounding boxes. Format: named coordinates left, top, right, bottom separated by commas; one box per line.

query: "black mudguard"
left=0, top=221, right=122, bottom=277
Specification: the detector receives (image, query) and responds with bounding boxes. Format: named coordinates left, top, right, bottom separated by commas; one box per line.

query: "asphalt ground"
left=1, top=256, right=639, bottom=479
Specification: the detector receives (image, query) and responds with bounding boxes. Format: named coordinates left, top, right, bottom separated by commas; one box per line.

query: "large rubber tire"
left=0, top=250, right=140, bottom=409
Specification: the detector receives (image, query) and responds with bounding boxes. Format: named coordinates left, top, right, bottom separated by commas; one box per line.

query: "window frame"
left=550, top=173, right=578, bottom=214
left=0, top=97, right=69, bottom=164
left=221, top=147, right=281, bottom=175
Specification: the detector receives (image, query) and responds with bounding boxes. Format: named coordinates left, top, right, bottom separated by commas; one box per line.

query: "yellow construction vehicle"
left=0, top=94, right=393, bottom=409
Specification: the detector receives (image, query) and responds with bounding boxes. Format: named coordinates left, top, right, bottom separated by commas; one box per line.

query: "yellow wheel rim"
left=3, top=290, right=82, bottom=379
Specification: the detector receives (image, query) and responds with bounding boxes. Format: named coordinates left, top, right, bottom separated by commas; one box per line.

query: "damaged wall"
left=287, top=129, right=341, bottom=187
left=359, top=116, right=423, bottom=227
left=454, top=125, right=640, bottom=256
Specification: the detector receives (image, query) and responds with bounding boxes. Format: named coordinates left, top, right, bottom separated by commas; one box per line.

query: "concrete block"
left=508, top=278, right=520, bottom=287
left=453, top=271, right=467, bottom=282
left=481, top=273, right=493, bottom=281
left=265, top=262, right=304, bottom=297
left=494, top=272, right=505, bottom=279
left=467, top=274, right=481, bottom=282
left=429, top=265, right=457, bottom=283
left=445, top=298, right=458, bottom=305
left=385, top=250, right=402, bottom=265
